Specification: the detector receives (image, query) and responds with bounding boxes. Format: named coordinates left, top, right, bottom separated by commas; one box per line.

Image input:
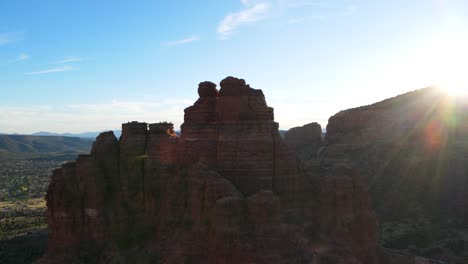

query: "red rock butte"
left=39, top=77, right=397, bottom=264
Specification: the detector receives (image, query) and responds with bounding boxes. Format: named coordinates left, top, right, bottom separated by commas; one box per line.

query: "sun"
left=436, top=81, right=468, bottom=96
left=430, top=38, right=468, bottom=96
left=434, top=67, right=468, bottom=96
left=443, top=87, right=467, bottom=96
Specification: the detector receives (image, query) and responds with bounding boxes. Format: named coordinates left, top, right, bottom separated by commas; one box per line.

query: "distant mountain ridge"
left=5, top=129, right=324, bottom=139
left=32, top=130, right=122, bottom=138
left=0, top=135, right=93, bottom=154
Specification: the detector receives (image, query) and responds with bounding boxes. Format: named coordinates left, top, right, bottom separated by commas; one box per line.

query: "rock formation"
left=284, top=122, right=324, bottom=169
left=284, top=122, right=323, bottom=149
left=287, top=87, right=468, bottom=263
left=41, top=77, right=385, bottom=263
left=323, top=88, right=468, bottom=221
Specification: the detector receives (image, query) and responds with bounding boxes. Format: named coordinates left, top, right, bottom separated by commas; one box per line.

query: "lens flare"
left=436, top=81, right=468, bottom=96
left=427, top=32, right=468, bottom=96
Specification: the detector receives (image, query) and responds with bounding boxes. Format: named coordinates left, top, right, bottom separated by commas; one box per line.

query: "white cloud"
left=217, top=1, right=356, bottom=37
left=56, top=56, right=86, bottom=64
left=9, top=53, right=30, bottom=63
left=27, top=65, right=75, bottom=75
left=0, top=99, right=192, bottom=134
left=217, top=2, right=270, bottom=38
left=161, top=36, right=200, bottom=47
left=0, top=97, right=330, bottom=133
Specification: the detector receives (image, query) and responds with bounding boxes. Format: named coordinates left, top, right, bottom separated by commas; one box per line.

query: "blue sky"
left=1, top=0, right=467, bottom=133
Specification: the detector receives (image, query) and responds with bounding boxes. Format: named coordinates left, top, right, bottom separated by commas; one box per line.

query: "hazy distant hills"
left=0, top=135, right=93, bottom=154
left=32, top=130, right=122, bottom=139
left=4, top=129, right=325, bottom=139
left=0, top=129, right=324, bottom=155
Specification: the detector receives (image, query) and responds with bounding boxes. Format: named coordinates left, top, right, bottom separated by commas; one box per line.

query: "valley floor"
left=0, top=228, right=48, bottom=264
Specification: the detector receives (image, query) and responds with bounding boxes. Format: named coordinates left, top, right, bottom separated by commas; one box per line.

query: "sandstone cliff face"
left=323, top=88, right=468, bottom=222
left=287, top=88, right=468, bottom=263
left=41, top=77, right=380, bottom=264
left=284, top=122, right=324, bottom=170
left=284, top=122, right=323, bottom=149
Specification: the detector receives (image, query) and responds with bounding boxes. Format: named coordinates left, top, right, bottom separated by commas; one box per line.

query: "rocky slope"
left=287, top=88, right=468, bottom=263
left=40, top=77, right=390, bottom=263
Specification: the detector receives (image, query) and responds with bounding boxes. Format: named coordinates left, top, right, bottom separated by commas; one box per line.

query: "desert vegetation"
left=0, top=144, right=89, bottom=263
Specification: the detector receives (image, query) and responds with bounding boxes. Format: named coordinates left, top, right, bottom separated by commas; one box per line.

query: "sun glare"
left=441, top=86, right=467, bottom=96
left=430, top=34, right=468, bottom=96
left=434, top=65, right=468, bottom=96
left=394, top=30, right=468, bottom=97
left=436, top=80, right=468, bottom=96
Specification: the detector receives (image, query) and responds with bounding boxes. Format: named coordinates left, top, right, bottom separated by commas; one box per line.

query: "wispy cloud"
left=288, top=15, right=324, bottom=24
left=27, top=65, right=75, bottom=75
left=161, top=36, right=200, bottom=47
left=217, top=2, right=270, bottom=38
left=56, top=56, right=86, bottom=64
left=0, top=31, right=21, bottom=46
left=9, top=53, right=30, bottom=63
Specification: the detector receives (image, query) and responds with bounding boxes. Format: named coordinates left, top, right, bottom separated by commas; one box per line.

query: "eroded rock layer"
left=286, top=88, right=468, bottom=263
left=323, top=88, right=468, bottom=222
left=41, top=77, right=381, bottom=264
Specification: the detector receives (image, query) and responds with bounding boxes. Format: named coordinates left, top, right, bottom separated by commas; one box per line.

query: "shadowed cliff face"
left=285, top=88, right=468, bottom=263
left=323, top=88, right=468, bottom=222
left=40, top=77, right=382, bottom=264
